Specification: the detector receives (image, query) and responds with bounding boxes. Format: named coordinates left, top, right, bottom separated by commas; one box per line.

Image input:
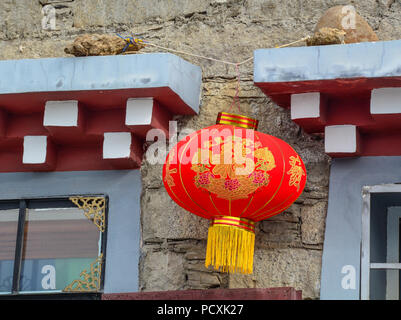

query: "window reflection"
left=19, top=207, right=101, bottom=293
left=0, top=209, right=19, bottom=294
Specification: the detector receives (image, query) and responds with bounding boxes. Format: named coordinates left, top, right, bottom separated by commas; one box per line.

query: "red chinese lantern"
left=163, top=112, right=306, bottom=274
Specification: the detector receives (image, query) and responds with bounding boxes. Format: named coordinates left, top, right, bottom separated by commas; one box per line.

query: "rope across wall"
left=117, top=33, right=311, bottom=66
left=117, top=33, right=311, bottom=112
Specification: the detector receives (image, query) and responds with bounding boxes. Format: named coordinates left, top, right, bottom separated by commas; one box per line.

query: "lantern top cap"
left=216, top=112, right=259, bottom=130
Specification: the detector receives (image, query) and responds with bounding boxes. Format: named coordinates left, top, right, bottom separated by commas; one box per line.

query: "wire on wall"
left=117, top=34, right=311, bottom=112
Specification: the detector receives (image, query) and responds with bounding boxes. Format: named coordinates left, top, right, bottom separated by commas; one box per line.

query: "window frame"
left=361, top=185, right=401, bottom=300
left=0, top=194, right=108, bottom=297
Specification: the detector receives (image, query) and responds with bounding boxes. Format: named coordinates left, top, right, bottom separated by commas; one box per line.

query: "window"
left=0, top=196, right=107, bottom=297
left=361, top=188, right=401, bottom=300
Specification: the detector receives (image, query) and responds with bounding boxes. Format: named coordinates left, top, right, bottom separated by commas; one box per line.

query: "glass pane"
left=0, top=209, right=19, bottom=294
left=370, top=269, right=386, bottom=300
left=19, top=207, right=101, bottom=293
left=369, top=201, right=388, bottom=263
left=370, top=205, right=400, bottom=263
left=370, top=269, right=401, bottom=300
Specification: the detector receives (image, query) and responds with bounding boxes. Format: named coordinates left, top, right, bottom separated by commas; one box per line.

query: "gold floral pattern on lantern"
left=287, top=155, right=305, bottom=191
left=191, top=136, right=276, bottom=200
left=164, top=148, right=177, bottom=187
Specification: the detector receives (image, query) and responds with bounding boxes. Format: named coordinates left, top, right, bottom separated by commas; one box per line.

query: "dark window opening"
left=0, top=196, right=107, bottom=299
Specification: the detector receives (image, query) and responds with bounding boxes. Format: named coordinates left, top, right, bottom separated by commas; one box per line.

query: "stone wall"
left=1, top=0, right=400, bottom=299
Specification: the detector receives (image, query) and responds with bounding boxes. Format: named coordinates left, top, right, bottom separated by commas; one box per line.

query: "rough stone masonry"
left=1, top=0, right=400, bottom=299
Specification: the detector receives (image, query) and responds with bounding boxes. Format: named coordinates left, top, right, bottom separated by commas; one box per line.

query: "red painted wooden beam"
left=101, top=287, right=302, bottom=300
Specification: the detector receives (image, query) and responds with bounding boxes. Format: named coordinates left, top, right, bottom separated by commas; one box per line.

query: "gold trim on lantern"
left=211, top=216, right=255, bottom=233
left=216, top=112, right=259, bottom=130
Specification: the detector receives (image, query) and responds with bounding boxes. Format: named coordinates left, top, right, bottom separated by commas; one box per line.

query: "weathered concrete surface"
left=301, top=201, right=327, bottom=245
left=229, top=247, right=323, bottom=299
left=0, top=53, right=202, bottom=115
left=141, top=188, right=209, bottom=241
left=1, top=0, right=400, bottom=299
left=254, top=39, right=401, bottom=84
left=139, top=249, right=187, bottom=291
left=139, top=240, right=229, bottom=291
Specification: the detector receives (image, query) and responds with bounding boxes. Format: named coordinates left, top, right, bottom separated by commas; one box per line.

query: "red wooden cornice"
left=0, top=54, right=202, bottom=172
left=254, top=40, right=401, bottom=157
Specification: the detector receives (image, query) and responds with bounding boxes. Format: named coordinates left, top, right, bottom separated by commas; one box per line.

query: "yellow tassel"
left=205, top=223, right=255, bottom=274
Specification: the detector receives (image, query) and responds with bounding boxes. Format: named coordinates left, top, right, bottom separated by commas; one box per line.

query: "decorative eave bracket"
left=0, top=53, right=202, bottom=172
left=253, top=39, right=401, bottom=158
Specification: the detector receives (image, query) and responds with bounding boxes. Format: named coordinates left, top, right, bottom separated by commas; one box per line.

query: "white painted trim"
left=371, top=88, right=401, bottom=114
left=23, top=136, right=48, bottom=164
left=125, top=98, right=154, bottom=126
left=43, top=100, right=79, bottom=127
left=325, top=125, right=357, bottom=153
left=103, top=132, right=132, bottom=159
left=370, top=263, right=401, bottom=269
left=386, top=207, right=401, bottom=299
left=361, top=187, right=371, bottom=300
left=290, top=92, right=320, bottom=119
left=366, top=184, right=401, bottom=193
